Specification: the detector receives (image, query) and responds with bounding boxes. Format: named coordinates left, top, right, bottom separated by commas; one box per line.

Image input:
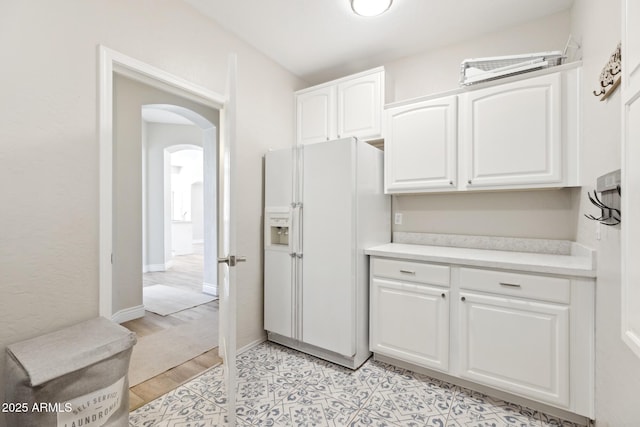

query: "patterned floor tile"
left=287, top=360, right=385, bottom=410
left=447, top=412, right=536, bottom=427
left=237, top=342, right=321, bottom=377
left=181, top=365, right=227, bottom=406
left=130, top=387, right=227, bottom=426
left=131, top=342, right=586, bottom=427
left=491, top=402, right=541, bottom=427
left=264, top=383, right=363, bottom=426
left=448, top=387, right=508, bottom=420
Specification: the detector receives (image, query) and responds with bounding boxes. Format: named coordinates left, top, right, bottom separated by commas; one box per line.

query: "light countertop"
left=365, top=243, right=596, bottom=278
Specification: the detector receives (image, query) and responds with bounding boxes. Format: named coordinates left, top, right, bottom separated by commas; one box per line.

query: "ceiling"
left=183, top=0, right=574, bottom=84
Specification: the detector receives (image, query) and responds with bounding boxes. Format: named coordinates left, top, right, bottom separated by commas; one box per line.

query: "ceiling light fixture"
left=350, top=0, right=393, bottom=17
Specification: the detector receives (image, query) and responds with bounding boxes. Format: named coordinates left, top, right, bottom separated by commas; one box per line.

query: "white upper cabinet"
left=383, top=65, right=580, bottom=194
left=337, top=71, right=383, bottom=140
left=296, top=68, right=384, bottom=145
left=385, top=96, right=458, bottom=193
left=461, top=73, right=562, bottom=188
left=296, top=86, right=336, bottom=145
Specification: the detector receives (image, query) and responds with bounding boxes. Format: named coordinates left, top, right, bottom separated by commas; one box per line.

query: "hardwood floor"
left=124, top=247, right=221, bottom=411
left=143, top=244, right=204, bottom=293
left=128, top=348, right=222, bottom=411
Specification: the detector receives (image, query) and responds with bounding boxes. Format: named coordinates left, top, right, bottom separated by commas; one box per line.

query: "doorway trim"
left=98, top=45, right=226, bottom=318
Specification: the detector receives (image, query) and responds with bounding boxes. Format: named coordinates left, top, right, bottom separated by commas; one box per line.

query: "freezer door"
left=265, top=147, right=293, bottom=208
left=264, top=147, right=295, bottom=338
left=264, top=250, right=294, bottom=338
left=301, top=139, right=356, bottom=357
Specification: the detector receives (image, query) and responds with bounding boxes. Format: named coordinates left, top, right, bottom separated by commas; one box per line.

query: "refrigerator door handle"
left=297, top=204, right=303, bottom=258
left=291, top=204, right=298, bottom=255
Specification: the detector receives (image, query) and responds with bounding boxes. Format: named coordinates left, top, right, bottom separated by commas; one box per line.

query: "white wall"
left=386, top=10, right=572, bottom=102
left=570, top=2, right=640, bottom=425
left=191, top=181, right=204, bottom=242
left=393, top=190, right=577, bottom=240
left=384, top=10, right=578, bottom=240
left=0, top=1, right=303, bottom=422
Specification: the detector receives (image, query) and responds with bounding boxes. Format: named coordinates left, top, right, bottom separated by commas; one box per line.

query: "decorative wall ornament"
left=593, top=42, right=621, bottom=101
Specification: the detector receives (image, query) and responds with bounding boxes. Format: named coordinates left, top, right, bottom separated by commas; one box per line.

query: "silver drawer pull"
left=399, top=269, right=416, bottom=275
left=499, top=282, right=522, bottom=288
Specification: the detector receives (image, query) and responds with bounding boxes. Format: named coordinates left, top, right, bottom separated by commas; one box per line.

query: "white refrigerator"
left=264, top=137, right=390, bottom=369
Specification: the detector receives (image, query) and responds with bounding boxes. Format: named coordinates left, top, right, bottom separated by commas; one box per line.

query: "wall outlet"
left=394, top=213, right=403, bottom=225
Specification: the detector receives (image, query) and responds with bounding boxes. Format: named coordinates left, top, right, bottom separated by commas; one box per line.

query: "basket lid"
left=6, top=317, right=137, bottom=386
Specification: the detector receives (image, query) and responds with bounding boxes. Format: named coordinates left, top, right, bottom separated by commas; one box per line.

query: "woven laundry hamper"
left=5, top=317, right=136, bottom=427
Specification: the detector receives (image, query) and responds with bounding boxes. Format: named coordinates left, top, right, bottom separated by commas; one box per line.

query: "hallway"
left=124, top=247, right=220, bottom=410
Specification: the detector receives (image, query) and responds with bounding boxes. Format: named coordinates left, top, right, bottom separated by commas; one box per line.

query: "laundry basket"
left=460, top=51, right=564, bottom=85
left=5, top=317, right=137, bottom=427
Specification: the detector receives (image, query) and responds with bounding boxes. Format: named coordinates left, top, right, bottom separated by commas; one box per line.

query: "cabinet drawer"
left=372, top=258, right=450, bottom=287
left=459, top=268, right=569, bottom=304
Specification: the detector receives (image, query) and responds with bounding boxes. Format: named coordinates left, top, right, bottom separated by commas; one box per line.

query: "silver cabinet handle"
left=499, top=282, right=521, bottom=288
left=399, top=269, right=416, bottom=275
left=461, top=296, right=466, bottom=302
left=449, top=181, right=454, bottom=186
left=468, top=180, right=472, bottom=185
left=441, top=293, right=446, bottom=299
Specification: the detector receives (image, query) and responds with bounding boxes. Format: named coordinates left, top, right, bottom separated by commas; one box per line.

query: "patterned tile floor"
left=129, top=341, right=586, bottom=427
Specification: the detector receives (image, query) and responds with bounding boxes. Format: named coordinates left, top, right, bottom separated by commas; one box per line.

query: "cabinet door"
left=385, top=96, right=458, bottom=193
left=337, top=71, right=383, bottom=140
left=296, top=86, right=336, bottom=145
left=461, top=73, right=562, bottom=188
left=458, top=291, right=569, bottom=407
left=371, top=277, right=449, bottom=371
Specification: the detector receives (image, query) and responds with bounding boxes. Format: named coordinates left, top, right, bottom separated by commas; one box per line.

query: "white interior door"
left=218, top=54, right=239, bottom=425
left=622, top=0, right=640, bottom=358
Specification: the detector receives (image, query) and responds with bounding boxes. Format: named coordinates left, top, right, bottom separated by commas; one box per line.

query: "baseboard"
left=202, top=282, right=218, bottom=296
left=237, top=336, right=267, bottom=355
left=144, top=262, right=173, bottom=273
left=111, top=305, right=145, bottom=324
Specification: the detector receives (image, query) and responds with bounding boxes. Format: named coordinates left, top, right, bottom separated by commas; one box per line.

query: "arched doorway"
left=141, top=104, right=218, bottom=297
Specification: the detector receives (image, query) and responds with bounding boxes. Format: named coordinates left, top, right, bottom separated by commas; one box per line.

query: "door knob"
left=217, top=255, right=247, bottom=267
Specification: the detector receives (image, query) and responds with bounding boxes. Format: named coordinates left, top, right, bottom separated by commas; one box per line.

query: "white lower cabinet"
left=371, top=277, right=449, bottom=371
left=458, top=291, right=569, bottom=407
left=369, top=257, right=594, bottom=419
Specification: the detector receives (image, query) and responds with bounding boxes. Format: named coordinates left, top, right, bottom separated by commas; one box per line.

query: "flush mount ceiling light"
left=350, top=0, right=393, bottom=17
